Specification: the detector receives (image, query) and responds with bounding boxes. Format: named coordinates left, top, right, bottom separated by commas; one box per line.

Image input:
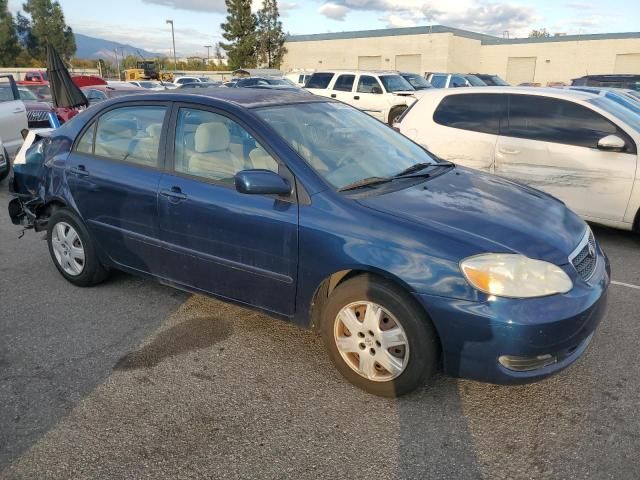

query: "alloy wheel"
left=51, top=221, right=85, bottom=276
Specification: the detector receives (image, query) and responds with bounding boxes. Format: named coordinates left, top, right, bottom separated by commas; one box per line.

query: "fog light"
left=498, top=353, right=557, bottom=372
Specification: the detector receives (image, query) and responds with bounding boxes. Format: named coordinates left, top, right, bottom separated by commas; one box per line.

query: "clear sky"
left=8, top=0, right=640, bottom=57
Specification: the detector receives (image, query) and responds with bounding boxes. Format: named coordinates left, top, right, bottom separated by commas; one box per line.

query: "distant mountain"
left=74, top=33, right=164, bottom=60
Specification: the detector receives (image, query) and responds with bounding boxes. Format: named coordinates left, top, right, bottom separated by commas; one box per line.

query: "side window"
left=430, top=75, right=447, bottom=88
left=434, top=93, right=506, bottom=135
left=0, top=77, right=18, bottom=102
left=298, top=75, right=304, bottom=84
left=505, top=95, right=618, bottom=148
left=450, top=75, right=467, bottom=88
left=357, top=75, right=382, bottom=94
left=75, top=123, right=96, bottom=154
left=93, top=106, right=167, bottom=167
left=333, top=74, right=355, bottom=92
left=174, top=108, right=279, bottom=183
left=305, top=72, right=335, bottom=89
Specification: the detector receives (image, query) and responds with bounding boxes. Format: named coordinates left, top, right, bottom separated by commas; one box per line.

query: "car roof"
left=106, top=88, right=331, bottom=109
left=418, top=86, right=600, bottom=101
left=313, top=70, right=400, bottom=75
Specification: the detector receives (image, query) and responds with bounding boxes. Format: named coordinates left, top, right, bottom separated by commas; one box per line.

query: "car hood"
left=23, top=100, right=54, bottom=112
left=358, top=166, right=586, bottom=265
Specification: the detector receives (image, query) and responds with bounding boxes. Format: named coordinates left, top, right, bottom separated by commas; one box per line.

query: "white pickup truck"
left=0, top=74, right=29, bottom=158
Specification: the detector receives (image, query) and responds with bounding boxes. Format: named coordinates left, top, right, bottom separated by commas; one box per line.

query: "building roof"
left=287, top=25, right=640, bottom=45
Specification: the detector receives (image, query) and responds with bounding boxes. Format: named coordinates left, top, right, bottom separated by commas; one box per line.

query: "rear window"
left=430, top=75, right=447, bottom=88
left=333, top=74, right=355, bottom=92
left=433, top=93, right=506, bottom=135
left=306, top=72, right=335, bottom=89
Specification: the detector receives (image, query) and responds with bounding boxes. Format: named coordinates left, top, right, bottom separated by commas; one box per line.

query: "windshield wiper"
left=393, top=163, right=434, bottom=177
left=338, top=176, right=393, bottom=192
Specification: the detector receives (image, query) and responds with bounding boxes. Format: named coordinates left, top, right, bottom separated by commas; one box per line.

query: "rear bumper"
left=415, top=252, right=610, bottom=385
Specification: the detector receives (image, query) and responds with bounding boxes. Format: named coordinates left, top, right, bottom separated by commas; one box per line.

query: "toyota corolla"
left=7, top=89, right=610, bottom=397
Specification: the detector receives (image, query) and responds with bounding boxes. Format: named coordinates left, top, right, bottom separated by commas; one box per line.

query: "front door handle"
left=70, top=165, right=89, bottom=177
left=160, top=186, right=188, bottom=202
left=354, top=95, right=360, bottom=100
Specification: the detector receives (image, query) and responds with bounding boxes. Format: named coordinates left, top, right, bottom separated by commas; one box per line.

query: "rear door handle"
left=330, top=93, right=337, bottom=98
left=354, top=96, right=360, bottom=100
left=160, top=186, right=188, bottom=202
left=70, top=165, right=89, bottom=177
left=499, top=148, right=520, bottom=155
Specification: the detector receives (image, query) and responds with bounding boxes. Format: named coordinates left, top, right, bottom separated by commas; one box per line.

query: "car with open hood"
left=8, top=89, right=610, bottom=397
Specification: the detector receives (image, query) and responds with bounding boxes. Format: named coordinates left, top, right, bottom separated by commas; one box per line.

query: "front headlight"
left=460, top=254, right=573, bottom=298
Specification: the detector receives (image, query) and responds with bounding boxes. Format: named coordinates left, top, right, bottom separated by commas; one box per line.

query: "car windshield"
left=139, top=82, right=156, bottom=88
left=266, top=78, right=289, bottom=85
left=402, top=74, right=431, bottom=90
left=18, top=88, right=38, bottom=100
left=464, top=75, right=487, bottom=86
left=378, top=75, right=414, bottom=92
left=590, top=97, right=640, bottom=133
left=489, top=75, right=509, bottom=86
left=23, top=85, right=52, bottom=101
left=256, top=101, right=438, bottom=190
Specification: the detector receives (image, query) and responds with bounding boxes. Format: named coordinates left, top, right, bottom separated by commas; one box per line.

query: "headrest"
left=99, top=119, right=136, bottom=139
left=147, top=123, right=162, bottom=138
left=194, top=122, right=230, bottom=153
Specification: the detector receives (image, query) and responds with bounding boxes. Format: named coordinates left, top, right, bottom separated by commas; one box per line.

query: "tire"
left=387, top=107, right=407, bottom=126
left=0, top=148, right=9, bottom=181
left=321, top=274, right=439, bottom=397
left=47, top=208, right=109, bottom=287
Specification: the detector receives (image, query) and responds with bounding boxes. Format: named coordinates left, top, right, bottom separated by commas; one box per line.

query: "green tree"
left=220, top=0, right=257, bottom=70
left=256, top=0, right=287, bottom=68
left=528, top=28, right=551, bottom=38
left=22, top=0, right=76, bottom=62
left=0, top=0, right=22, bottom=66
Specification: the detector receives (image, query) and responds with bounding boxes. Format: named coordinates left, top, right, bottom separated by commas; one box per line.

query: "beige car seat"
left=248, top=147, right=278, bottom=171
left=128, top=123, right=162, bottom=166
left=187, top=122, right=243, bottom=179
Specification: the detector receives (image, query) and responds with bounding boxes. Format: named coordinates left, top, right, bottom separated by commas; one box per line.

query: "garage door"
left=395, top=54, right=422, bottom=73
left=506, top=57, right=537, bottom=85
left=614, top=53, right=640, bottom=73
left=358, top=56, right=382, bottom=70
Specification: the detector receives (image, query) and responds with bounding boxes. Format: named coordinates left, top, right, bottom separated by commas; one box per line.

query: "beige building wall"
left=480, top=38, right=640, bottom=84
left=283, top=31, right=640, bottom=85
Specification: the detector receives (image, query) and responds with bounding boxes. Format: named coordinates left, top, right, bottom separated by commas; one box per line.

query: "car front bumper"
left=415, top=252, right=610, bottom=385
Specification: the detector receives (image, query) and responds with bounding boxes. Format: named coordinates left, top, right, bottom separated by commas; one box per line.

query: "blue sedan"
left=8, top=89, right=610, bottom=396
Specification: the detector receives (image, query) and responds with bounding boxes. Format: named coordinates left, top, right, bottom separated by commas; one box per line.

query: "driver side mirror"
left=235, top=169, right=292, bottom=196
left=371, top=86, right=383, bottom=94
left=597, top=135, right=626, bottom=152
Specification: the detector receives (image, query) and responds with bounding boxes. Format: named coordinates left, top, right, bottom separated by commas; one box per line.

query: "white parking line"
left=611, top=280, right=640, bottom=290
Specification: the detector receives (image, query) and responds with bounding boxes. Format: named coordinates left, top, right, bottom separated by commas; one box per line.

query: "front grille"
left=27, top=110, right=50, bottom=122
left=570, top=230, right=597, bottom=281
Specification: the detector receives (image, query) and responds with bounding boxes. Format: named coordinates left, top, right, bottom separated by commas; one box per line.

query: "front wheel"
left=387, top=107, right=407, bottom=126
left=321, top=274, right=439, bottom=397
left=47, top=208, right=109, bottom=287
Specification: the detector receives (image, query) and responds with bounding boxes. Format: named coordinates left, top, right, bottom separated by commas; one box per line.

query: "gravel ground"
left=1, top=185, right=640, bottom=480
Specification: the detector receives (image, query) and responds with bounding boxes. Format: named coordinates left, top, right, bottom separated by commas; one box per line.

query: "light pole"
left=204, top=45, right=212, bottom=66
left=113, top=48, right=120, bottom=79
left=166, top=20, right=177, bottom=71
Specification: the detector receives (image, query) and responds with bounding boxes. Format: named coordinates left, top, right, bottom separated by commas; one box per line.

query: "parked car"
left=128, top=80, right=168, bottom=91
left=8, top=89, right=609, bottom=396
left=427, top=73, right=487, bottom=88
left=173, top=76, right=209, bottom=86
left=565, top=86, right=640, bottom=115
left=285, top=71, right=314, bottom=86
left=518, top=82, right=542, bottom=87
left=472, top=74, right=509, bottom=86
left=17, top=87, right=59, bottom=129
left=572, top=74, right=640, bottom=91
left=305, top=70, right=422, bottom=125
left=399, top=72, right=432, bottom=90
left=397, top=87, right=640, bottom=231
left=230, top=77, right=297, bottom=89
left=179, top=81, right=223, bottom=89
left=81, top=84, right=146, bottom=105
left=0, top=74, right=29, bottom=157
left=16, top=70, right=48, bottom=86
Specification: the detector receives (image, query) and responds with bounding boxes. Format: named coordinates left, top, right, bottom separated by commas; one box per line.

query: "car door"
left=329, top=74, right=356, bottom=105
left=157, top=104, right=299, bottom=316
left=495, top=94, right=637, bottom=221
left=415, top=93, right=505, bottom=172
left=0, top=75, right=28, bottom=156
left=355, top=75, right=387, bottom=122
left=66, top=103, right=170, bottom=275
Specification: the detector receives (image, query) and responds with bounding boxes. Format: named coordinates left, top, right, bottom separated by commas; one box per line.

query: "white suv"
left=305, top=70, right=422, bottom=125
left=398, top=87, right=640, bottom=232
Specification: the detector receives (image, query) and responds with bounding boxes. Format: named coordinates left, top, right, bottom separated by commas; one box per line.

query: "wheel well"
left=34, top=200, right=67, bottom=232
left=387, top=105, right=407, bottom=124
left=309, top=269, right=423, bottom=331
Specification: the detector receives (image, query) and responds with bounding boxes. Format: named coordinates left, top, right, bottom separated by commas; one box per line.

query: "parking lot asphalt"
left=1, top=184, right=640, bottom=480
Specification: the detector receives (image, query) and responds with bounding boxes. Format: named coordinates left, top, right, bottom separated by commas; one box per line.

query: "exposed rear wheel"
left=321, top=274, right=439, bottom=397
left=47, top=208, right=109, bottom=287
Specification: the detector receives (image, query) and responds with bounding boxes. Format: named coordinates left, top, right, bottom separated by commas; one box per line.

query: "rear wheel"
left=47, top=208, right=109, bottom=287
left=321, top=274, right=439, bottom=397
